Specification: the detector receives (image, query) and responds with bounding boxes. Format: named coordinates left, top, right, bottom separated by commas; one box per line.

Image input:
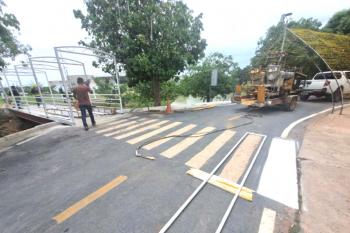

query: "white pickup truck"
left=300, top=71, right=350, bottom=101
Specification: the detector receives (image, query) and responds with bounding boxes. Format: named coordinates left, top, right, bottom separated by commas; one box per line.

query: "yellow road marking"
left=52, top=175, right=127, bottom=224
left=186, top=168, right=253, bottom=201
left=220, top=134, right=262, bottom=181
left=143, top=124, right=196, bottom=150
left=258, top=208, right=276, bottom=233
left=96, top=119, right=143, bottom=134
left=161, top=127, right=216, bottom=158
left=114, top=120, right=169, bottom=140
left=228, top=115, right=243, bottom=121
left=104, top=119, right=157, bottom=137
left=185, top=130, right=235, bottom=169
left=127, top=122, right=182, bottom=144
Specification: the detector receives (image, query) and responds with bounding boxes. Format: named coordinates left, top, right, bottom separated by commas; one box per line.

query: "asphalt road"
left=0, top=99, right=338, bottom=233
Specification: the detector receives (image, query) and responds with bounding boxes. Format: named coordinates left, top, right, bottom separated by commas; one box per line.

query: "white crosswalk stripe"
left=161, top=127, right=216, bottom=158
left=127, top=122, right=183, bottom=144
left=185, top=130, right=235, bottom=169
left=103, top=116, right=139, bottom=126
left=97, top=118, right=146, bottom=134
left=114, top=120, right=169, bottom=140
left=104, top=119, right=158, bottom=137
left=143, top=124, right=196, bottom=150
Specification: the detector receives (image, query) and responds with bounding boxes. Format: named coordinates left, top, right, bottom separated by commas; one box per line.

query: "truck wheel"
left=300, top=94, right=309, bottom=101
left=286, top=97, right=297, bottom=111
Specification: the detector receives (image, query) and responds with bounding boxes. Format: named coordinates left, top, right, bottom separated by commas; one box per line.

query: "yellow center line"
left=161, top=126, right=216, bottom=158
left=143, top=124, right=196, bottom=150
left=52, top=175, right=127, bottom=224
left=127, top=122, right=182, bottom=144
left=220, top=134, right=262, bottom=182
left=185, top=130, right=236, bottom=169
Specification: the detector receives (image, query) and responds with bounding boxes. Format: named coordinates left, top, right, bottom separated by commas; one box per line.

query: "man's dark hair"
left=77, top=77, right=84, bottom=84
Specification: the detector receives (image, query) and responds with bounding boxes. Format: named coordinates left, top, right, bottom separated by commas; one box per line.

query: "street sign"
left=211, top=69, right=218, bottom=86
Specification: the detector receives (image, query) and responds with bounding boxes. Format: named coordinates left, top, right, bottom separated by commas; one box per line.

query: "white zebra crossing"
left=114, top=120, right=169, bottom=140
left=143, top=124, right=196, bottom=150
left=185, top=130, right=235, bottom=169
left=127, top=122, right=183, bottom=144
left=96, top=119, right=143, bottom=134
left=161, top=127, right=216, bottom=158
left=104, top=119, right=158, bottom=137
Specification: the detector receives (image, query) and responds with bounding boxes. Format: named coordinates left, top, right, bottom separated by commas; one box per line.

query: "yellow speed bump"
left=186, top=168, right=253, bottom=201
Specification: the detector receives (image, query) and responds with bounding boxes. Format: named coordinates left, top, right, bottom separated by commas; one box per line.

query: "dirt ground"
left=298, top=106, right=350, bottom=233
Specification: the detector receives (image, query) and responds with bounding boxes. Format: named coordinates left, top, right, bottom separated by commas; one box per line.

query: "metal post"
left=0, top=77, right=9, bottom=106
left=287, top=28, right=344, bottom=114
left=113, top=57, right=123, bottom=113
left=29, top=59, right=49, bottom=118
left=3, top=72, right=18, bottom=109
left=82, top=63, right=96, bottom=99
left=14, top=66, right=31, bottom=113
left=43, top=71, right=56, bottom=105
left=54, top=48, right=75, bottom=125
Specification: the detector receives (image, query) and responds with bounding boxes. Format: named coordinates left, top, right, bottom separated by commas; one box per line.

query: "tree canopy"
left=323, top=8, right=350, bottom=35
left=0, top=0, right=30, bottom=70
left=74, top=0, right=206, bottom=106
left=180, top=53, right=239, bottom=102
left=250, top=17, right=326, bottom=78
left=290, top=28, right=350, bottom=70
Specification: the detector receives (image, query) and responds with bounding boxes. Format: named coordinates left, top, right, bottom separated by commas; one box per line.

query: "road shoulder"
left=296, top=107, right=350, bottom=233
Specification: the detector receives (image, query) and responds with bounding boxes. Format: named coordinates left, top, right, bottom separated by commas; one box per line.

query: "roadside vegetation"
left=1, top=0, right=349, bottom=109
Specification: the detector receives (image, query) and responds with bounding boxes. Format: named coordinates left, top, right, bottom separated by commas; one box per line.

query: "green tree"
left=0, top=0, right=30, bottom=70
left=74, top=0, right=206, bottom=106
left=251, top=17, right=325, bottom=77
left=180, top=53, right=239, bottom=102
left=323, top=9, right=350, bottom=35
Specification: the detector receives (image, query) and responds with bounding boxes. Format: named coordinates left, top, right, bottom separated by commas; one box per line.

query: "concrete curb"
left=0, top=122, right=60, bottom=148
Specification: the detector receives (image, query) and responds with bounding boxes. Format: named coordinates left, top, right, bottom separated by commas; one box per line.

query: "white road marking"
left=143, top=124, right=196, bottom=150
left=96, top=119, right=144, bottom=134
left=257, top=137, right=298, bottom=209
left=161, top=127, right=215, bottom=158
left=258, top=208, right=276, bottom=233
left=114, top=120, right=169, bottom=140
left=104, top=119, right=157, bottom=137
left=185, top=130, right=235, bottom=169
left=127, top=122, right=182, bottom=144
left=281, top=103, right=350, bottom=138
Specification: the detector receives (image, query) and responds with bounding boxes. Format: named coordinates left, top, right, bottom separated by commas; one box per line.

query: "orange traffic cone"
left=165, top=98, right=172, bottom=113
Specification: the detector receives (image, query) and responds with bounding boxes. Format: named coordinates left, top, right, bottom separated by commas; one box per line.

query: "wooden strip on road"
left=114, top=120, right=169, bottom=140
left=161, top=127, right=216, bottom=158
left=53, top=175, right=127, bottom=224
left=220, top=134, right=262, bottom=182
left=96, top=119, right=142, bottom=134
left=186, top=168, right=253, bottom=201
left=258, top=208, right=276, bottom=233
left=185, top=130, right=235, bottom=169
left=143, top=124, right=196, bottom=150
left=127, top=122, right=182, bottom=144
left=104, top=119, right=157, bottom=137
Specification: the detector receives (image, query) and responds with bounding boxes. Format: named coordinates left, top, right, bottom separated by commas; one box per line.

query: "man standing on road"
left=73, top=77, right=96, bottom=131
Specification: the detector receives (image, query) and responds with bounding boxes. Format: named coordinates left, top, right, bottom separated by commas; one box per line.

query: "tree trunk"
left=152, top=77, right=161, bottom=106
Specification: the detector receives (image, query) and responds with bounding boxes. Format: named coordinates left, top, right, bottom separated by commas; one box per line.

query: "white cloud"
left=5, top=0, right=350, bottom=68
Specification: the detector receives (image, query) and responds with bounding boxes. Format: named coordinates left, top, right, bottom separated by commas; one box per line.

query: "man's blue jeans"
left=79, top=104, right=96, bottom=127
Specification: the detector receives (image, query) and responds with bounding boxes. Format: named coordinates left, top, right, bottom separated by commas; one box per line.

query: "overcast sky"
left=4, top=0, right=349, bottom=84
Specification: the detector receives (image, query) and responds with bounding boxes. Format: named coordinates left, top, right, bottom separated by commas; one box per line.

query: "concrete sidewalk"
left=298, top=107, right=350, bottom=233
